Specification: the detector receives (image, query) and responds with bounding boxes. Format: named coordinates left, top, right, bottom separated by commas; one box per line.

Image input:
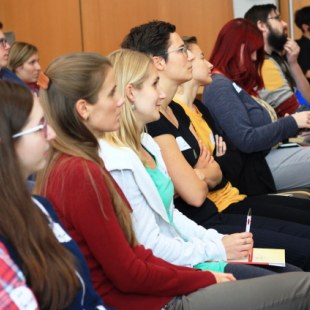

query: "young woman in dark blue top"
left=0, top=80, right=109, bottom=310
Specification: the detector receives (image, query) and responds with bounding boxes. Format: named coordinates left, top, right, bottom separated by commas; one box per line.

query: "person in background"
left=0, top=22, right=26, bottom=86
left=244, top=4, right=310, bottom=116
left=0, top=241, right=39, bottom=310
left=202, top=18, right=310, bottom=193
left=175, top=34, right=310, bottom=225
left=122, top=20, right=310, bottom=271
left=33, top=51, right=310, bottom=310
left=101, top=48, right=288, bottom=279
left=0, top=80, right=108, bottom=310
left=8, top=41, right=41, bottom=93
left=295, top=6, right=310, bottom=84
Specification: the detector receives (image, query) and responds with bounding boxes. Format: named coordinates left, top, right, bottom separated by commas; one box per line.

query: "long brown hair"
left=36, top=52, right=137, bottom=246
left=0, top=81, right=79, bottom=309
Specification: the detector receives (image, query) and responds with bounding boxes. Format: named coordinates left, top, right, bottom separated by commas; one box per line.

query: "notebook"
left=228, top=248, right=285, bottom=267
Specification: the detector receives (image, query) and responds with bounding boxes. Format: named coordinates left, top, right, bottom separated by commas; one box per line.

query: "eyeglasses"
left=12, top=118, right=48, bottom=139
left=268, top=15, right=281, bottom=21
left=0, top=38, right=8, bottom=48
left=165, top=45, right=188, bottom=56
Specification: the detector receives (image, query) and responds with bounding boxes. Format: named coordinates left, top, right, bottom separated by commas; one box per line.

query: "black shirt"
left=296, top=35, right=310, bottom=84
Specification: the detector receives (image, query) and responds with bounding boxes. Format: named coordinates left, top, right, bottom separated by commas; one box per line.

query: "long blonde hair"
left=36, top=52, right=137, bottom=246
left=106, top=49, right=152, bottom=156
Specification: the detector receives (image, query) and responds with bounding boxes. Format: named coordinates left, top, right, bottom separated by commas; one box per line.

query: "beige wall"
left=0, top=0, right=82, bottom=69
left=0, top=0, right=233, bottom=69
left=81, top=0, right=233, bottom=57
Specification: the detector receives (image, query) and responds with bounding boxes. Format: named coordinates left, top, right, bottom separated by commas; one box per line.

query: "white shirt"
left=99, top=133, right=226, bottom=267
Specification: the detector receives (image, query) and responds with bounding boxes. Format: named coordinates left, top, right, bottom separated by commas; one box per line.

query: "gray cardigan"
left=202, top=74, right=298, bottom=153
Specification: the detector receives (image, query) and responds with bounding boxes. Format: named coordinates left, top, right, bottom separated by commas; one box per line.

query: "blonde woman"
left=34, top=51, right=310, bottom=310
left=100, top=48, right=300, bottom=278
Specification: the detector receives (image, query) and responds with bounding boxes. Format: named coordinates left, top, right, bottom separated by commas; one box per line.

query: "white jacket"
left=99, top=133, right=226, bottom=267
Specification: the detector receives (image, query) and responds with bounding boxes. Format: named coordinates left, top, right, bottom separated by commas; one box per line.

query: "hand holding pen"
left=221, top=209, right=254, bottom=260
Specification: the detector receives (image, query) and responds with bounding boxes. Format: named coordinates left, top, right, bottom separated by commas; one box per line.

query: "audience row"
left=0, top=3, right=310, bottom=310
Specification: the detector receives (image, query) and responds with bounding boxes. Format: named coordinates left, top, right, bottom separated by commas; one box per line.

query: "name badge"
left=52, top=223, right=72, bottom=243
left=232, top=82, right=242, bottom=93
left=210, top=133, right=215, bottom=146
left=176, top=136, right=191, bottom=151
left=10, top=287, right=38, bottom=310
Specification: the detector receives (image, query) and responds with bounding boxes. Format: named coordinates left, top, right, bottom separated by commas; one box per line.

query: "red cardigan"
left=44, top=155, right=216, bottom=310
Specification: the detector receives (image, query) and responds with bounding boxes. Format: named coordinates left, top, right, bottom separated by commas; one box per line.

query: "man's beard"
left=267, top=24, right=288, bottom=52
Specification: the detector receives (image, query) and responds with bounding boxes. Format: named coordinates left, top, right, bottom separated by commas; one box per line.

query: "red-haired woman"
left=202, top=18, right=310, bottom=194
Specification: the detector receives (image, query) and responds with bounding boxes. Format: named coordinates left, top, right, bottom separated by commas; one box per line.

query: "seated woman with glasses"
left=0, top=80, right=109, bottom=310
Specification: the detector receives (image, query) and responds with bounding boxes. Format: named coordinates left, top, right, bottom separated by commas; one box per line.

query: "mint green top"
left=193, top=261, right=227, bottom=272
left=144, top=149, right=227, bottom=273
left=145, top=165, right=174, bottom=223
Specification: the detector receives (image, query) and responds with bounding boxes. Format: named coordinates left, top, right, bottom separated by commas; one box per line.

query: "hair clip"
left=37, top=72, right=51, bottom=90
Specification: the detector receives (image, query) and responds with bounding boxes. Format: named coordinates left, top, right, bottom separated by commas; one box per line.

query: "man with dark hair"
left=295, top=6, right=310, bottom=83
left=122, top=20, right=176, bottom=60
left=122, top=20, right=194, bottom=116
left=0, top=22, right=26, bottom=85
left=245, top=4, right=310, bottom=116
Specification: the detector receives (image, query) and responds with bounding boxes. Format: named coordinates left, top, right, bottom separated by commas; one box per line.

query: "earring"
left=131, top=104, right=136, bottom=111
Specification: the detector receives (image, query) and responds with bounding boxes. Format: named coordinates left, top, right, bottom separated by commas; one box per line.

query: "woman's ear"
left=75, top=99, right=90, bottom=121
left=125, top=84, right=136, bottom=102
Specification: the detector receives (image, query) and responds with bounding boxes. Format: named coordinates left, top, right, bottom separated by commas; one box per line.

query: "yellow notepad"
left=228, top=248, right=285, bottom=267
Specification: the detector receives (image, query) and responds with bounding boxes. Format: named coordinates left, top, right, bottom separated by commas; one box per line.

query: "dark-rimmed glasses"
left=0, top=38, right=8, bottom=48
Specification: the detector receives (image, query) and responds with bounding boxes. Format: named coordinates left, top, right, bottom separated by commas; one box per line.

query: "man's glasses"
left=0, top=38, right=8, bottom=48
left=268, top=15, right=281, bottom=21
left=12, top=118, right=48, bottom=139
left=165, top=45, right=188, bottom=56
